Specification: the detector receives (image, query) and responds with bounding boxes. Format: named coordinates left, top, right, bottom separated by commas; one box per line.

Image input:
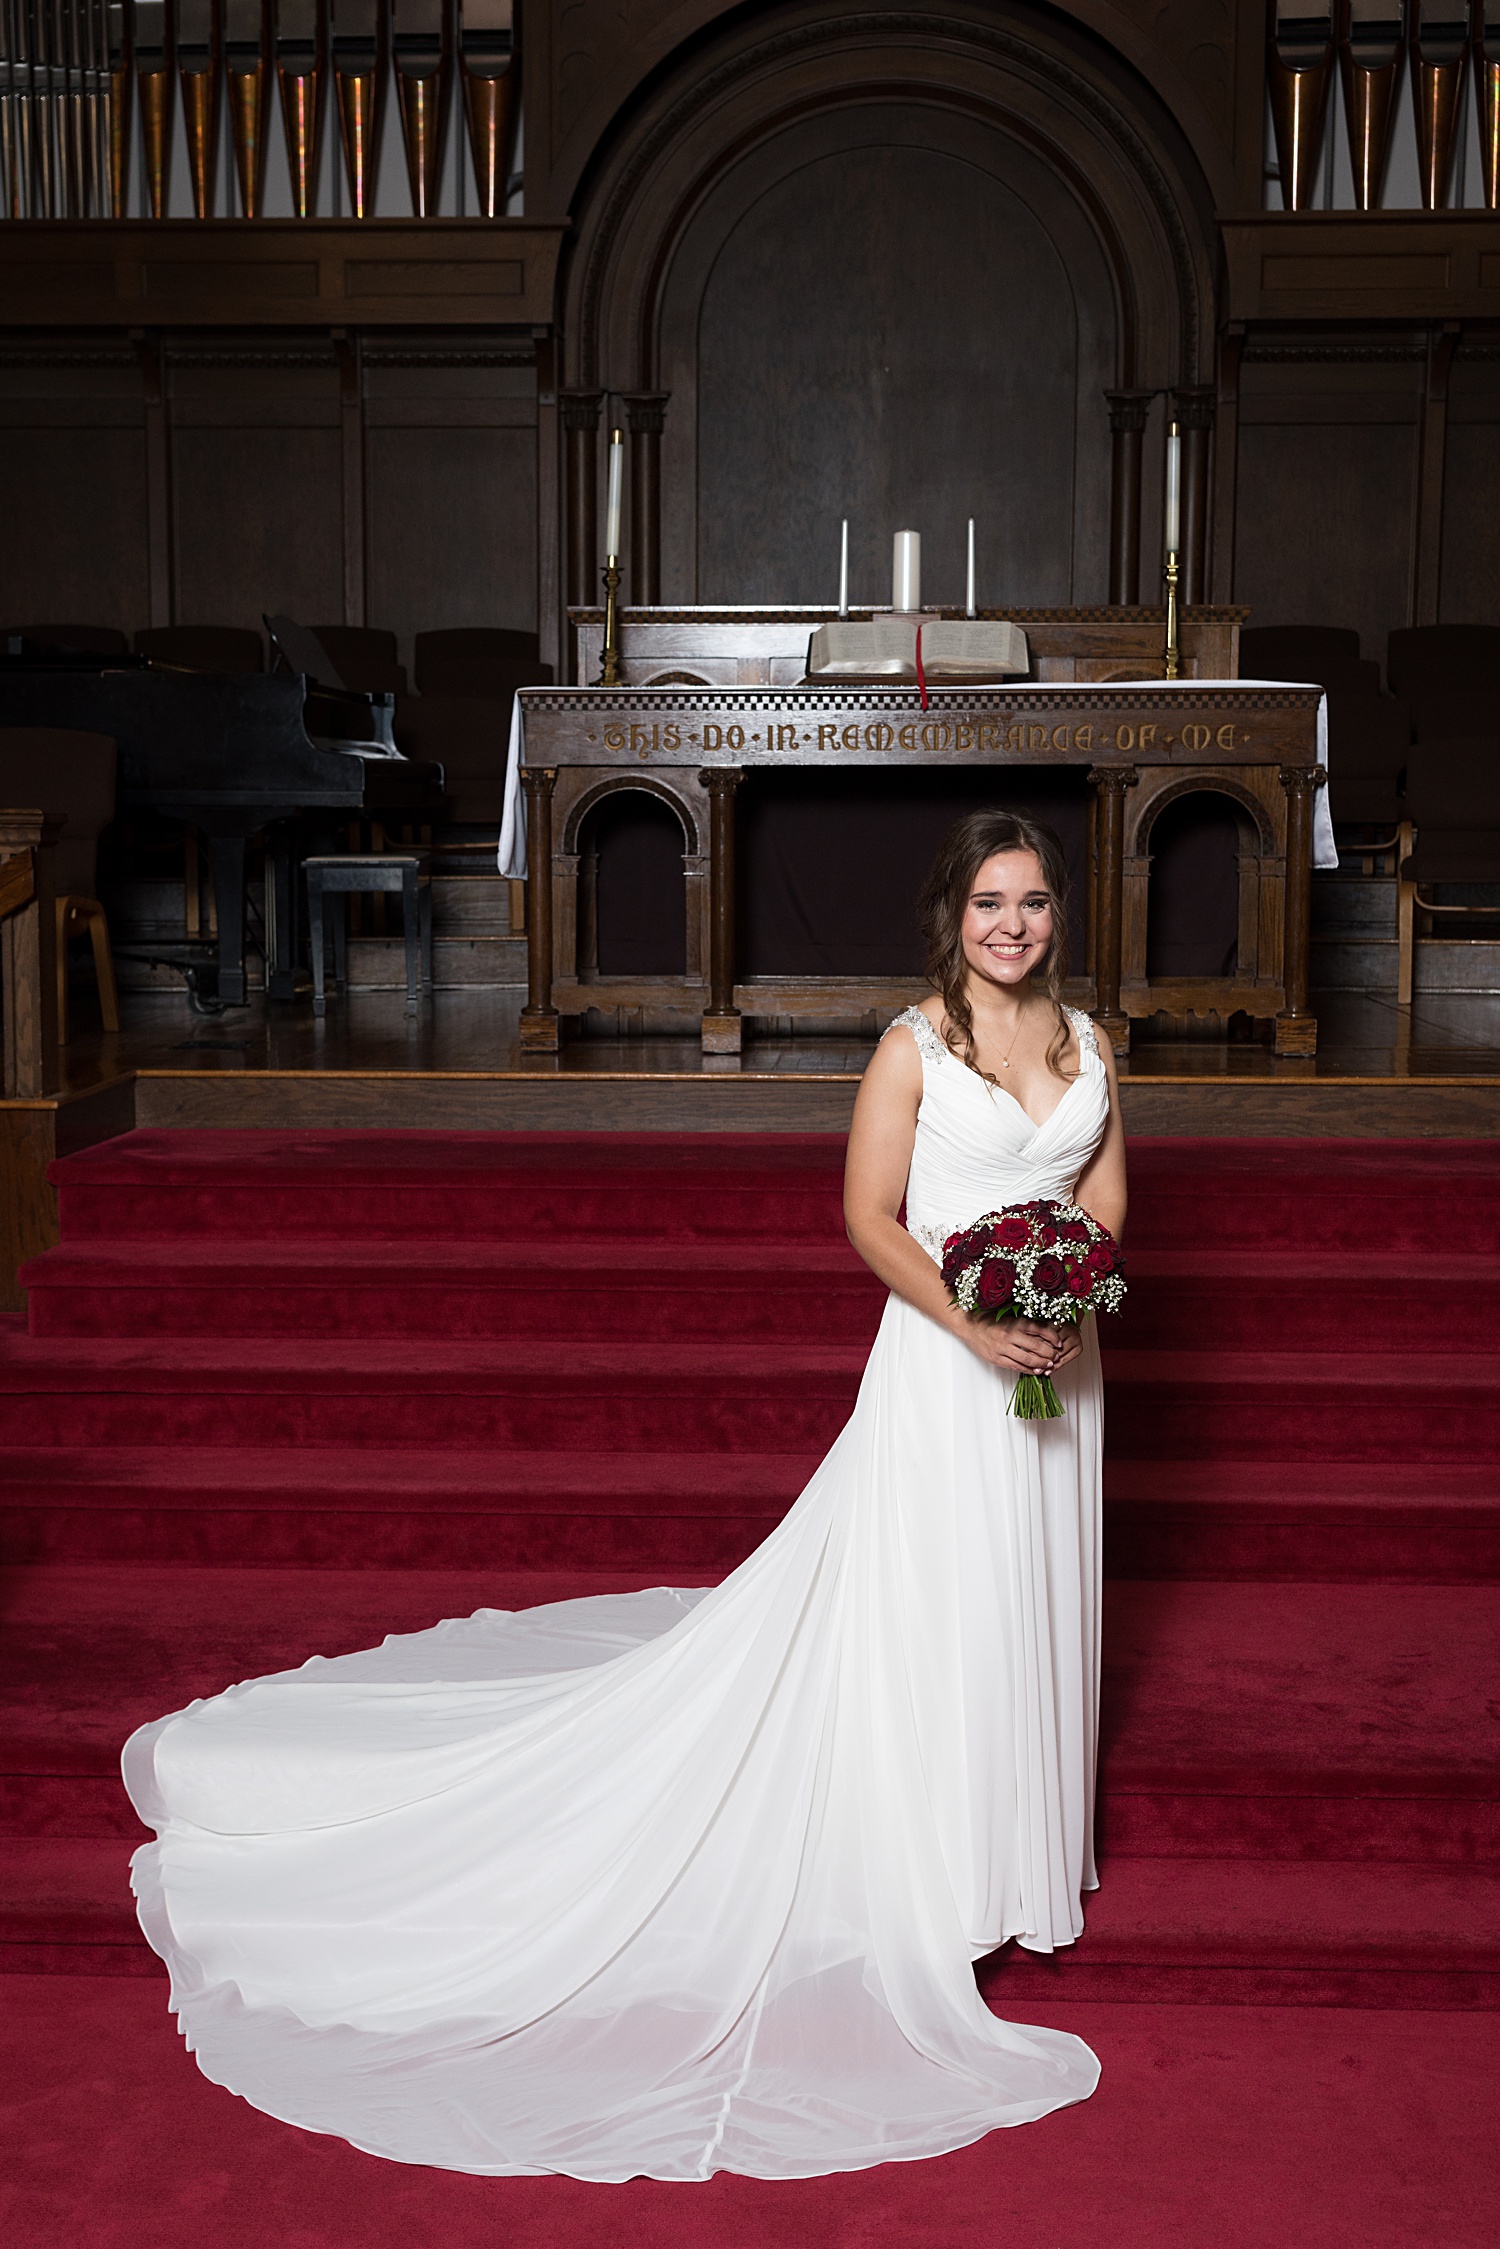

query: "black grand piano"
left=0, top=644, right=444, bottom=1005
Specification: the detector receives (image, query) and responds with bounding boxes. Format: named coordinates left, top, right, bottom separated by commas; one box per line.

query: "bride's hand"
left=950, top=1313, right=1081, bottom=1374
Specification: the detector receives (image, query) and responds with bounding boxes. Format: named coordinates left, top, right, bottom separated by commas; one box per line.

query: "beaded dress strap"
left=885, top=1006, right=948, bottom=1065
left=1066, top=1006, right=1100, bottom=1062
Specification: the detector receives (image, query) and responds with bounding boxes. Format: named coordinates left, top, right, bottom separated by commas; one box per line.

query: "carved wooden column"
left=560, top=391, right=604, bottom=616
left=1089, top=765, right=1137, bottom=1056
left=0, top=811, right=58, bottom=1095
left=520, top=764, right=559, bottom=1051
left=1172, top=386, right=1216, bottom=609
left=1104, top=391, right=1153, bottom=605
left=1276, top=764, right=1324, bottom=1057
left=622, top=391, right=669, bottom=606
left=701, top=766, right=742, bottom=1054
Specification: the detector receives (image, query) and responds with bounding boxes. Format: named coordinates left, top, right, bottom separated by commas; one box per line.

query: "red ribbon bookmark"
left=915, top=623, right=928, bottom=710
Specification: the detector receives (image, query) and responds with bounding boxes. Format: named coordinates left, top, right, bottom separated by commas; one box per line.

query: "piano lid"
left=0, top=666, right=370, bottom=811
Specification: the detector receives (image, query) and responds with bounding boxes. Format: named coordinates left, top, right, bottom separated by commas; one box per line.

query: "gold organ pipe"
left=1268, top=4, right=1336, bottom=210
left=1411, top=4, right=1470, bottom=208
left=457, top=0, right=515, bottom=217
left=330, top=0, right=384, bottom=217
left=1338, top=2, right=1406, bottom=210
left=274, top=0, right=325, bottom=217
left=106, top=0, right=131, bottom=217
left=225, top=0, right=269, bottom=213
left=392, top=0, right=449, bottom=216
left=134, top=0, right=173, bottom=217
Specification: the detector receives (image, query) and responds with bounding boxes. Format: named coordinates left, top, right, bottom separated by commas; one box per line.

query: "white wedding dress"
left=123, top=1004, right=1109, bottom=2181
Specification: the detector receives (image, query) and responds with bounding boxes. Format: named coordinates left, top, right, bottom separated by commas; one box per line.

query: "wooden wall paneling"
left=167, top=346, right=345, bottom=632
left=1412, top=320, right=1460, bottom=627
left=524, top=0, right=1242, bottom=225
left=534, top=329, right=561, bottom=679
left=1211, top=324, right=1243, bottom=605
left=566, top=6, right=1218, bottom=633
left=1222, top=213, right=1500, bottom=325
left=1437, top=344, right=1500, bottom=621
left=363, top=349, right=538, bottom=661
left=1231, top=341, right=1425, bottom=660
left=0, top=347, right=150, bottom=633
left=657, top=104, right=1119, bottom=608
left=134, top=331, right=174, bottom=626
left=335, top=330, right=367, bottom=625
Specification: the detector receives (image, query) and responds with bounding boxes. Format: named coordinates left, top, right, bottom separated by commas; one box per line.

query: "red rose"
left=1060, top=1220, right=1091, bottom=1244
left=1066, top=1266, right=1093, bottom=1296
left=978, top=1259, right=1015, bottom=1308
left=1033, top=1254, right=1066, bottom=1292
left=994, top=1215, right=1030, bottom=1250
left=1035, top=1224, right=1057, bottom=1249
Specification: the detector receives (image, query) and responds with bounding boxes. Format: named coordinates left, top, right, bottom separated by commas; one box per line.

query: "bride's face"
left=961, top=850, right=1054, bottom=989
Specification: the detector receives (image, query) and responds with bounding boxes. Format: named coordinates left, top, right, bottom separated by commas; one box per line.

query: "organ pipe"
left=1411, top=3, right=1470, bottom=207
left=330, top=0, right=383, bottom=217
left=1477, top=0, right=1500, bottom=207
left=392, top=0, right=448, bottom=217
left=133, top=0, right=170, bottom=215
left=105, top=0, right=130, bottom=216
left=1268, top=1, right=1336, bottom=210
left=274, top=0, right=324, bottom=218
left=1338, top=0, right=1406, bottom=209
left=224, top=0, right=267, bottom=213
left=177, top=0, right=219, bottom=217
left=457, top=0, right=514, bottom=216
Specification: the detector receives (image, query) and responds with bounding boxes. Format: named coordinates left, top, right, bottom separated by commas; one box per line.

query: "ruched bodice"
left=893, top=1005, right=1110, bottom=1255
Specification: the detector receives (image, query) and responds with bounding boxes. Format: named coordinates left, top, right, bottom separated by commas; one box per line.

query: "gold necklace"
left=995, top=1002, right=1031, bottom=1070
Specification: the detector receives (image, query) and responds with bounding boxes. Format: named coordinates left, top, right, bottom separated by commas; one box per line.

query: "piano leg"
left=210, top=836, right=249, bottom=1006
left=265, top=832, right=302, bottom=1002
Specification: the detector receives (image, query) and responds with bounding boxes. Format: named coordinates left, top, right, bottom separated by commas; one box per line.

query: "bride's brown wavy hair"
left=917, top=809, right=1073, bottom=1083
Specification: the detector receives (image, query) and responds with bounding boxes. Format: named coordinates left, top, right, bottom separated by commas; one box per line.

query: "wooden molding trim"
left=0, top=219, right=569, bottom=329
left=1223, top=212, right=1500, bottom=323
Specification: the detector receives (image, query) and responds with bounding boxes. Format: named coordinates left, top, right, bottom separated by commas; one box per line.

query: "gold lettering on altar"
left=590, top=707, right=1226, bottom=765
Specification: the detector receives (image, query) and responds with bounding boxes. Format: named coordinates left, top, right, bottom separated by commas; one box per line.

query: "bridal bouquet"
left=940, top=1200, right=1126, bottom=1420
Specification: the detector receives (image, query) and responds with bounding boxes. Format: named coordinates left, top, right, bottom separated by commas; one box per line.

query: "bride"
left=123, top=806, right=1127, bottom=2183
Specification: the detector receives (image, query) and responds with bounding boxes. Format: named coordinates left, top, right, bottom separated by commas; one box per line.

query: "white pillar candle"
left=1164, top=420, right=1181, bottom=556
left=892, top=529, right=921, bottom=613
left=839, top=518, right=849, bottom=617
left=966, top=518, right=976, bottom=618
left=604, top=427, right=624, bottom=562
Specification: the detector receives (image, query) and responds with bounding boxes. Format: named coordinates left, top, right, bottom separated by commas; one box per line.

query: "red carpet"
left=2, top=1129, right=1497, bottom=2239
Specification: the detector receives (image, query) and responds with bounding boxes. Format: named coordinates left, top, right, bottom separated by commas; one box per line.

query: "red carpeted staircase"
left=2, top=1128, right=1498, bottom=2017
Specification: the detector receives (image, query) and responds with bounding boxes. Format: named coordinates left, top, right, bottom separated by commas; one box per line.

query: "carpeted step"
left=0, top=1334, right=865, bottom=1451
left=1103, top=1351, right=1500, bottom=1462
left=1100, top=1580, right=1500, bottom=1862
left=4, top=1567, right=1494, bottom=1864
left=20, top=1236, right=888, bottom=1343
left=3, top=1447, right=1495, bottom=1582
left=5, top=1336, right=1498, bottom=1459
left=0, top=1446, right=813, bottom=1570
left=50, top=1130, right=852, bottom=1245
left=980, top=1857, right=1500, bottom=2009
left=23, top=1239, right=1500, bottom=1358
left=0, top=1838, right=150, bottom=1976
left=49, top=1130, right=1500, bottom=1254
left=1104, top=1459, right=1500, bottom=1583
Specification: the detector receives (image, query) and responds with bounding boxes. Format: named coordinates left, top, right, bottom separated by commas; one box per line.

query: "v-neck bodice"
left=888, top=1005, right=1110, bottom=1253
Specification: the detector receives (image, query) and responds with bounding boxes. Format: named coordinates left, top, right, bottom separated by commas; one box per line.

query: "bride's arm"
left=843, top=1028, right=1065, bottom=1375
left=1072, top=1039, right=1128, bottom=1242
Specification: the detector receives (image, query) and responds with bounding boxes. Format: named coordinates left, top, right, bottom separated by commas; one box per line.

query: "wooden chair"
left=135, top=626, right=265, bottom=673
left=1397, top=736, right=1500, bottom=1005
left=1387, top=624, right=1500, bottom=702
left=4, top=624, right=129, bottom=658
left=0, top=728, right=119, bottom=1039
left=1240, top=625, right=1378, bottom=697
left=413, top=627, right=547, bottom=695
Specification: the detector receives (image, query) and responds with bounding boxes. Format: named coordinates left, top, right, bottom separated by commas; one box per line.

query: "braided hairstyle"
left=916, top=809, right=1073, bottom=1083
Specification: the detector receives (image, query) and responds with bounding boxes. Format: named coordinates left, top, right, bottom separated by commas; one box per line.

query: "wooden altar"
left=514, top=674, right=1325, bottom=1059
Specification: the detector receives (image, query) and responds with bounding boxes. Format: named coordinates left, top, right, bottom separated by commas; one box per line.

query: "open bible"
left=804, top=618, right=1029, bottom=683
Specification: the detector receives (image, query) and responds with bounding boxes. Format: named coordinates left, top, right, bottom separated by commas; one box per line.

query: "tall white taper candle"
left=838, top=519, right=849, bottom=617
left=892, top=530, right=921, bottom=613
left=604, top=428, right=624, bottom=561
left=1164, top=421, right=1181, bottom=556
left=966, top=518, right=976, bottom=618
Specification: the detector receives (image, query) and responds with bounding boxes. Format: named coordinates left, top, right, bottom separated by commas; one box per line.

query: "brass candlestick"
left=1163, top=548, right=1181, bottom=680
left=598, top=559, right=622, bottom=687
